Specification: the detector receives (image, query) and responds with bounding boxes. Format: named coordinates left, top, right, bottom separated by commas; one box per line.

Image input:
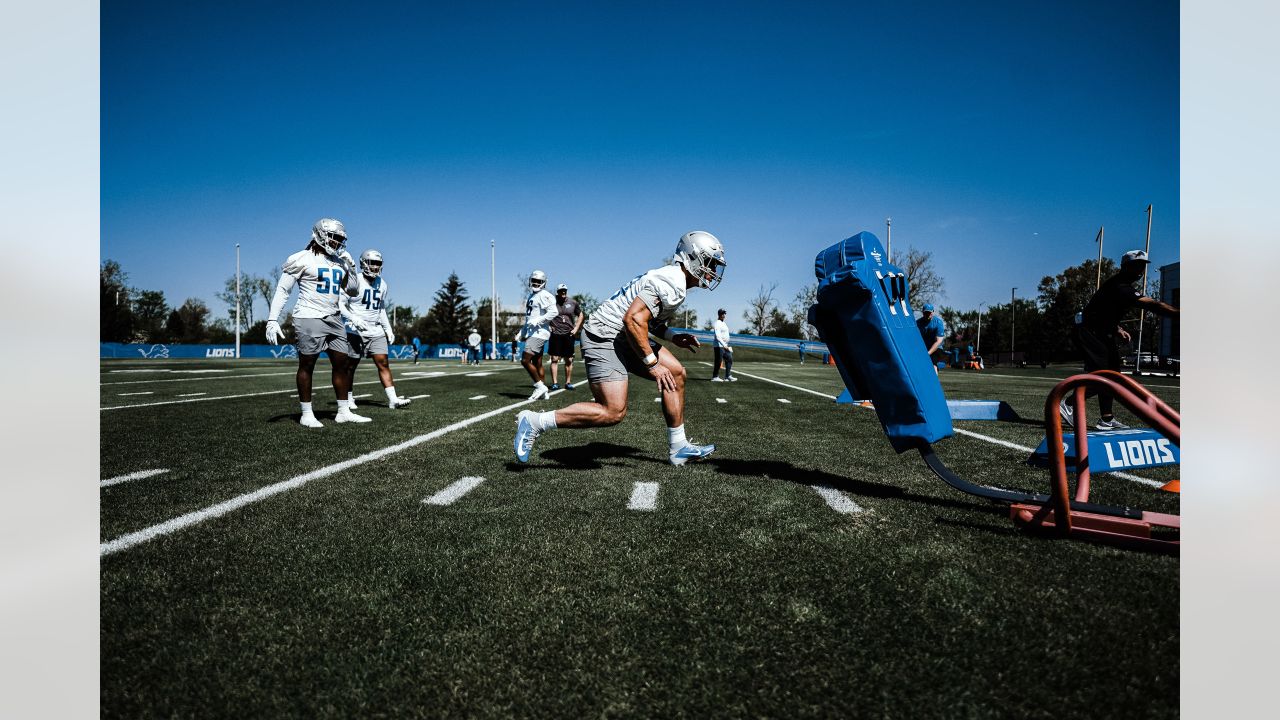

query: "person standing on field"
left=711, top=308, right=736, bottom=382
left=547, top=283, right=583, bottom=390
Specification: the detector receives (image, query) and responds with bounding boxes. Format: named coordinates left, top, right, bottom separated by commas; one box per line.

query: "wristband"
left=662, top=328, right=677, bottom=341
left=643, top=353, right=658, bottom=367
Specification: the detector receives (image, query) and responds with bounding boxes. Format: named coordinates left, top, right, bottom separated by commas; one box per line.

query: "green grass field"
left=100, top=351, right=1179, bottom=718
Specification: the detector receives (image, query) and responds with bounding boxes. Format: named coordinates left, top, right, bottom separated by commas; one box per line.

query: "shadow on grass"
left=704, top=457, right=1002, bottom=515
left=267, top=411, right=337, bottom=423
left=498, top=392, right=530, bottom=399
left=505, top=442, right=664, bottom=472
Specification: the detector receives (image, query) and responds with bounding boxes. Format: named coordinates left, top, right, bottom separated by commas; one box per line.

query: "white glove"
left=515, top=328, right=526, bottom=342
left=384, top=327, right=394, bottom=344
left=265, top=320, right=283, bottom=345
left=348, top=317, right=372, bottom=334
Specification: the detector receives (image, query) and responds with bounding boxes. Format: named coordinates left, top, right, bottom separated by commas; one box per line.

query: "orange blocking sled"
left=1010, top=370, right=1180, bottom=552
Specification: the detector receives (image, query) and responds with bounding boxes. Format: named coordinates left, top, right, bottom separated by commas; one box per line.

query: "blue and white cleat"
left=669, top=442, right=716, bottom=466
left=514, top=410, right=541, bottom=463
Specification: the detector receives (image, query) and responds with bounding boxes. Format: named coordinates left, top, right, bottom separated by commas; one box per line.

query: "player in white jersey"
left=266, top=218, right=371, bottom=428
left=518, top=269, right=557, bottom=400
left=514, top=231, right=727, bottom=466
left=340, top=249, right=412, bottom=411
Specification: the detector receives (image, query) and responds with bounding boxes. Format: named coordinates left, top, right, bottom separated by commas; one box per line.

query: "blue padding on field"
left=945, top=400, right=1018, bottom=421
left=100, top=342, right=517, bottom=360
left=808, top=231, right=953, bottom=452
left=1027, top=428, right=1180, bottom=472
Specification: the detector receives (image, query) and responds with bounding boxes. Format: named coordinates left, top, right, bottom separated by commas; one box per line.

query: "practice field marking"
left=627, top=482, right=660, bottom=511
left=812, top=485, right=863, bottom=514
left=422, top=477, right=486, bottom=506
left=354, top=393, right=371, bottom=399
left=654, top=397, right=662, bottom=402
left=469, top=395, right=488, bottom=400
left=176, top=392, right=207, bottom=397
left=101, top=365, right=523, bottom=410
left=407, top=394, right=430, bottom=400
left=725, top=366, right=1164, bottom=488
left=103, top=370, right=296, bottom=386
left=101, top=469, right=169, bottom=488
left=777, top=398, right=792, bottom=404
left=464, top=371, right=494, bottom=377
left=401, top=370, right=449, bottom=378
left=716, top=398, right=727, bottom=403
left=117, top=391, right=154, bottom=396
left=101, top=387, right=570, bottom=556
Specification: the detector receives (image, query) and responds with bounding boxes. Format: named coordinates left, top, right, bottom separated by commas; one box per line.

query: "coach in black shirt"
left=1064, top=249, right=1179, bottom=429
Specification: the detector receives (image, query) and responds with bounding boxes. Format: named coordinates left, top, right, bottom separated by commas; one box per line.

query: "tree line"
left=100, top=259, right=600, bottom=347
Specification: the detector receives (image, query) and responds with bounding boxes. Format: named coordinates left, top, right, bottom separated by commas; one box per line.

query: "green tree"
left=133, top=290, right=170, bottom=342
left=216, top=273, right=261, bottom=331
left=416, top=272, right=474, bottom=344
left=899, top=246, right=946, bottom=307
left=1037, top=257, right=1118, bottom=361
left=100, top=259, right=134, bottom=342
left=387, top=304, right=420, bottom=341
left=572, top=292, right=601, bottom=317
left=742, top=283, right=778, bottom=335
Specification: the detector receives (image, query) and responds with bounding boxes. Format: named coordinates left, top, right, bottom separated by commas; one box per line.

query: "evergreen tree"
left=100, top=259, right=134, bottom=342
left=418, top=272, right=475, bottom=344
left=133, top=290, right=170, bottom=342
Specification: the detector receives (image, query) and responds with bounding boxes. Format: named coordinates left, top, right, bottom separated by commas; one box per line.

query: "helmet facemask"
left=311, top=218, right=347, bottom=255
left=360, top=250, right=383, bottom=277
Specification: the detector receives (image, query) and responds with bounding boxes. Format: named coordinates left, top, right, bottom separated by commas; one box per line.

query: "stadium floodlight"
left=235, top=243, right=241, bottom=359
left=976, top=303, right=986, bottom=355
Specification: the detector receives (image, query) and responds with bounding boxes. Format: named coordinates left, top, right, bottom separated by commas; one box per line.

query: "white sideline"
left=103, top=371, right=296, bottom=386
left=627, top=482, right=659, bottom=511
left=812, top=485, right=863, bottom=514
left=117, top=391, right=153, bottom=396
left=722, top=365, right=1163, bottom=489
left=176, top=392, right=207, bottom=397
left=422, top=477, right=486, bottom=506
left=101, top=365, right=523, bottom=410
left=101, top=387, right=569, bottom=556
left=407, top=394, right=430, bottom=400
left=100, top=468, right=169, bottom=488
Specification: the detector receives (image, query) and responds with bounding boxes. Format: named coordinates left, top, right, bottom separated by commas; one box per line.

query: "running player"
left=514, top=231, right=726, bottom=465
left=340, top=249, right=412, bottom=411
left=265, top=218, right=370, bottom=427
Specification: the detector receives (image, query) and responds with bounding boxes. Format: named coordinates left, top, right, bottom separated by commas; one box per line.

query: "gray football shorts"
left=346, top=332, right=389, bottom=359
left=293, top=315, right=351, bottom=356
left=523, top=333, right=549, bottom=356
left=580, top=330, right=663, bottom=384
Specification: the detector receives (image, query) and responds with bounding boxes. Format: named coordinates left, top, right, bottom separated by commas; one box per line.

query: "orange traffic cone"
left=1160, top=479, right=1180, bottom=493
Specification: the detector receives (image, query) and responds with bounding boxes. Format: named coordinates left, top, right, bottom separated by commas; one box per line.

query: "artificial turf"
left=100, top=353, right=1178, bottom=718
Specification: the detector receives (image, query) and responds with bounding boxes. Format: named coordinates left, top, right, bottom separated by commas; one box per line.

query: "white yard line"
left=100, top=469, right=169, bottom=488
left=117, top=391, right=154, bottom=396
left=176, top=392, right=207, bottom=397
left=101, top=388, right=569, bottom=556
left=469, top=395, right=487, bottom=400
left=422, top=477, right=486, bottom=506
left=777, top=398, right=791, bottom=404
left=726, top=366, right=1163, bottom=488
left=812, top=485, right=863, bottom=514
left=716, top=398, right=727, bottom=404
left=464, top=372, right=494, bottom=377
left=101, top=365, right=523, bottom=411
left=627, top=482, right=660, bottom=511
left=103, top=371, right=297, bottom=386
left=407, top=394, right=430, bottom=400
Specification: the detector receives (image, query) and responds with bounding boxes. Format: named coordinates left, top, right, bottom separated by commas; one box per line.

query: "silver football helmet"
left=360, top=249, right=383, bottom=277
left=674, top=230, right=727, bottom=290
left=311, top=218, right=347, bottom=254
left=529, top=269, right=547, bottom=291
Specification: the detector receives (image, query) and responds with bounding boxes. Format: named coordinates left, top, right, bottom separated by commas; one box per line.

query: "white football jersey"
left=586, top=264, right=688, bottom=338
left=467, top=332, right=482, bottom=347
left=342, top=274, right=391, bottom=337
left=279, top=249, right=352, bottom=319
left=522, top=289, right=556, bottom=340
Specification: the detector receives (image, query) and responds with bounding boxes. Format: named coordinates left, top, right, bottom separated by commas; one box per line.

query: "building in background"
left=1159, top=262, right=1179, bottom=364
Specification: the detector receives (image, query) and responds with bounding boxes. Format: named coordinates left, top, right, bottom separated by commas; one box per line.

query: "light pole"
left=976, top=303, right=986, bottom=355
left=1094, top=225, right=1105, bottom=290
left=490, top=239, right=498, bottom=360
left=235, top=243, right=241, bottom=359
left=1010, top=287, right=1017, bottom=361
left=1134, top=205, right=1154, bottom=375
left=885, top=216, right=892, bottom=263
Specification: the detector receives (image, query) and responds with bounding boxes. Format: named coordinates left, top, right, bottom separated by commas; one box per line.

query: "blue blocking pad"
left=809, top=232, right=953, bottom=452
left=1027, top=428, right=1180, bottom=472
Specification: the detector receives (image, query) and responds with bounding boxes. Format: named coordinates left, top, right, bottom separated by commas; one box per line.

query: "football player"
left=266, top=218, right=370, bottom=428
left=518, top=269, right=556, bottom=400
left=340, top=249, right=412, bottom=411
left=514, top=231, right=726, bottom=466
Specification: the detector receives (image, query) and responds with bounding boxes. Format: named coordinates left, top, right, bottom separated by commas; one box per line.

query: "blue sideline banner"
left=101, top=342, right=519, bottom=360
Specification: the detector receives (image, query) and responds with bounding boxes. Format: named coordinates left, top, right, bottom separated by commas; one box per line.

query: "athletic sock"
left=337, top=399, right=349, bottom=411
left=667, top=424, right=687, bottom=450
left=300, top=401, right=313, bottom=416
left=347, top=392, right=354, bottom=403
left=535, top=411, right=558, bottom=431
left=385, top=386, right=398, bottom=402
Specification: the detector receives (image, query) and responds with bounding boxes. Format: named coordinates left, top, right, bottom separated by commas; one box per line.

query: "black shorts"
left=548, top=333, right=576, bottom=358
left=1077, top=326, right=1121, bottom=372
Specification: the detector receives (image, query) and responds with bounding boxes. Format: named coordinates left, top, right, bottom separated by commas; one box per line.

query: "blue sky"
left=102, top=0, right=1178, bottom=333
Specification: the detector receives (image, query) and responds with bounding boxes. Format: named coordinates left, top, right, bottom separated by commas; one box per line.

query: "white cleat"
left=299, top=414, right=324, bottom=429
left=389, top=396, right=413, bottom=409
left=727, top=376, right=738, bottom=382
left=529, top=383, right=550, bottom=401
left=335, top=409, right=373, bottom=424
left=710, top=376, right=724, bottom=382
left=1058, top=397, right=1074, bottom=428
left=514, top=410, right=541, bottom=463
left=669, top=441, right=716, bottom=466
